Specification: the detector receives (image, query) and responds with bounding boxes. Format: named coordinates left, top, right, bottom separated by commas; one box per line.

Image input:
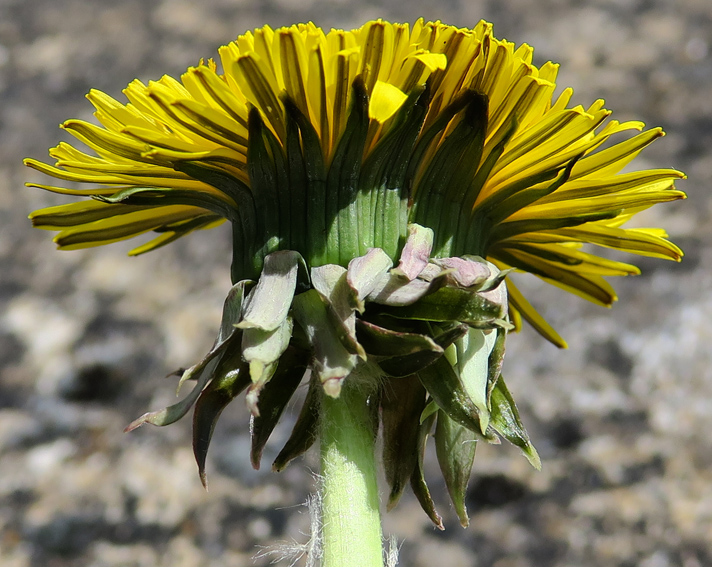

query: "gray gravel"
left=1, top=1, right=711, bottom=566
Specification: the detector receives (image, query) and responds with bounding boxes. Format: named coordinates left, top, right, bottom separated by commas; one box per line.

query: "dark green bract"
left=126, top=224, right=538, bottom=527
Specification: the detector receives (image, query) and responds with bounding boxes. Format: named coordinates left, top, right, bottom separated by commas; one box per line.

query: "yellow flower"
left=25, top=19, right=685, bottom=346
left=25, top=19, right=687, bottom=531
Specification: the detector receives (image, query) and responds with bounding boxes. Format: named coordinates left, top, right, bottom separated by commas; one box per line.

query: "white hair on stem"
left=252, top=471, right=400, bottom=566
left=384, top=534, right=400, bottom=567
left=252, top=491, right=323, bottom=567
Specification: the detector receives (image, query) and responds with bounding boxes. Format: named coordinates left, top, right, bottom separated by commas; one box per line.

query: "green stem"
left=320, top=376, right=384, bottom=567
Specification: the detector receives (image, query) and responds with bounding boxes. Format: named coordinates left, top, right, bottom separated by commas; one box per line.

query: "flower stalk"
left=320, top=370, right=383, bottom=567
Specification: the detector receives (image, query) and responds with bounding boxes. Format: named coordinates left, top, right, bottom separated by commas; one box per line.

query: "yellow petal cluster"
left=25, top=19, right=685, bottom=345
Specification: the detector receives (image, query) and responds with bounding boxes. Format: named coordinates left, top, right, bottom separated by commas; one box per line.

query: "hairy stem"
left=320, top=374, right=383, bottom=567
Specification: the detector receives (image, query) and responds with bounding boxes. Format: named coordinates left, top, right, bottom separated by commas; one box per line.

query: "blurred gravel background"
left=0, top=0, right=710, bottom=566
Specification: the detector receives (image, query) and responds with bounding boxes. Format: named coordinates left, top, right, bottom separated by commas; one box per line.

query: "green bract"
left=127, top=225, right=534, bottom=526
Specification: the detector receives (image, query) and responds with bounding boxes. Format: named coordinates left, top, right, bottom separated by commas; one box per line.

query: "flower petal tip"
left=322, top=377, right=344, bottom=398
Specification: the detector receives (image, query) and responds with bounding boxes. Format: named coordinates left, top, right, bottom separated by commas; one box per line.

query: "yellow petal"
left=495, top=268, right=567, bottom=348
left=53, top=205, right=209, bottom=249
left=368, top=81, right=408, bottom=123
